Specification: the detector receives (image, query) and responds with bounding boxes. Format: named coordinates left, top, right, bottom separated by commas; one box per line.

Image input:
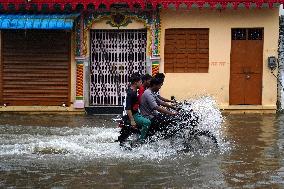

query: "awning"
left=0, top=14, right=80, bottom=30
left=0, top=1, right=282, bottom=10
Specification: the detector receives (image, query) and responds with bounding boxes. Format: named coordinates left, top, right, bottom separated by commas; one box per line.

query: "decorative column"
left=151, top=9, right=161, bottom=76
left=74, top=57, right=85, bottom=108
left=74, top=15, right=86, bottom=109
left=151, top=57, right=161, bottom=76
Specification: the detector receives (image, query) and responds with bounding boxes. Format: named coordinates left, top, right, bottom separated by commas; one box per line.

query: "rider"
left=140, top=77, right=178, bottom=125
left=153, top=73, right=176, bottom=104
left=125, top=73, right=151, bottom=142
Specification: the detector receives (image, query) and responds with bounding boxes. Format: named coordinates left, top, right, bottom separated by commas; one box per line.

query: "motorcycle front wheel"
left=182, top=129, right=218, bottom=154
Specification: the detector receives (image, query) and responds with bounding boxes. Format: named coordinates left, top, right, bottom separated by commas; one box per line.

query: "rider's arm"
left=158, top=100, right=176, bottom=110
left=126, top=110, right=136, bottom=127
left=154, top=106, right=177, bottom=116
left=158, top=95, right=175, bottom=103
left=144, top=90, right=177, bottom=116
left=125, top=90, right=136, bottom=127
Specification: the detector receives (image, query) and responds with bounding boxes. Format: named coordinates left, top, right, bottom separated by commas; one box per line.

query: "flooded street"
left=0, top=102, right=283, bottom=188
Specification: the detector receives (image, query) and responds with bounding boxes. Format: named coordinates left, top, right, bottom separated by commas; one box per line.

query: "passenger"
left=138, top=74, right=152, bottom=103
left=134, top=74, right=152, bottom=109
left=132, top=73, right=152, bottom=114
left=125, top=73, right=151, bottom=142
left=140, top=77, right=178, bottom=127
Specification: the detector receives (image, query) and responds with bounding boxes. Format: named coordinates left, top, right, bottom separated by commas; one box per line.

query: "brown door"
left=0, top=30, right=71, bottom=106
left=229, top=28, right=263, bottom=105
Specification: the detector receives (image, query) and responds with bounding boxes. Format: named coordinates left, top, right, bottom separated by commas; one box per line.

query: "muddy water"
left=0, top=107, right=283, bottom=188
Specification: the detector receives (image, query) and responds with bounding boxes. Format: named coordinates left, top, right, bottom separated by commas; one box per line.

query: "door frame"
left=89, top=29, right=148, bottom=107
left=229, top=27, right=264, bottom=105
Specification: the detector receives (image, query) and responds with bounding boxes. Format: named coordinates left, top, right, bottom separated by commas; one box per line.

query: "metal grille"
left=232, top=28, right=263, bottom=40
left=248, top=28, right=263, bottom=40
left=232, top=28, right=246, bottom=40
left=90, top=29, right=147, bottom=106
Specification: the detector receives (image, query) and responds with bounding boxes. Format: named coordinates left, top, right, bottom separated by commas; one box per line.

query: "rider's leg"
left=133, top=113, right=151, bottom=141
left=151, top=114, right=177, bottom=136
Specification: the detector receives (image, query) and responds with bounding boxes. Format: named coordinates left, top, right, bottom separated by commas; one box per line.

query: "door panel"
left=231, top=41, right=248, bottom=74
left=229, top=74, right=245, bottom=104
left=244, top=74, right=262, bottom=105
left=245, top=40, right=263, bottom=74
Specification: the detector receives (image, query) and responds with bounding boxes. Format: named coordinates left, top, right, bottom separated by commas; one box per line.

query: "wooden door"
left=0, top=30, right=71, bottom=106
left=230, top=28, right=263, bottom=105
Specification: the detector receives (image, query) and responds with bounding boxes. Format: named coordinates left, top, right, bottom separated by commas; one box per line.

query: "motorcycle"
left=113, top=101, right=219, bottom=152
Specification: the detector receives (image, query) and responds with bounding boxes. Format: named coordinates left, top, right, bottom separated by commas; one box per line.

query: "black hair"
left=154, top=73, right=165, bottom=83
left=129, top=72, right=141, bottom=84
left=150, top=77, right=163, bottom=87
left=154, top=73, right=165, bottom=79
left=141, top=74, right=152, bottom=83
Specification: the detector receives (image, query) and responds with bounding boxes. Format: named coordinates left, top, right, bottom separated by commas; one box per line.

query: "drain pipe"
left=277, top=16, right=284, bottom=112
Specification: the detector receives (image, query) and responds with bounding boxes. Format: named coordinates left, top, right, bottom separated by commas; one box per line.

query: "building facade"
left=0, top=0, right=282, bottom=113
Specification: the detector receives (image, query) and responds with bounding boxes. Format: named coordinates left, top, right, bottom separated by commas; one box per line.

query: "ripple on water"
left=1, top=100, right=284, bottom=188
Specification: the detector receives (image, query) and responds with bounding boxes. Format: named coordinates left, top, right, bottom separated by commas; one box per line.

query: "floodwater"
left=0, top=98, right=283, bottom=188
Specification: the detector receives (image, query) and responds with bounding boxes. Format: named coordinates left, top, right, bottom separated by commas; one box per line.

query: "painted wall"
left=0, top=8, right=279, bottom=112
left=159, top=8, right=279, bottom=109
left=87, top=18, right=151, bottom=56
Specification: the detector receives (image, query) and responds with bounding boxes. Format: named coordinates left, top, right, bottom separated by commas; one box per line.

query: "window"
left=164, top=28, right=209, bottom=73
left=232, top=28, right=263, bottom=40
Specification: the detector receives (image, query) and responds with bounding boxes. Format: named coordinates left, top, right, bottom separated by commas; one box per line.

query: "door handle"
left=246, top=74, right=251, bottom=79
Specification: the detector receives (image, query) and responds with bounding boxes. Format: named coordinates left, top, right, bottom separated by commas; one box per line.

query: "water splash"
left=186, top=96, right=230, bottom=152
left=0, top=96, right=229, bottom=163
left=160, top=96, right=230, bottom=156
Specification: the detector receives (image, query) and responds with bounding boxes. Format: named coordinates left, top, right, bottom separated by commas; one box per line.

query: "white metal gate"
left=90, top=29, right=147, bottom=106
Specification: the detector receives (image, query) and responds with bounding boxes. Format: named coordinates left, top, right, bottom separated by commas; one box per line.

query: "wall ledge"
left=219, top=105, right=276, bottom=110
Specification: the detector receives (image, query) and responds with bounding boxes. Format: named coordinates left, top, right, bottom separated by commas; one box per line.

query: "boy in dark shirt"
left=125, top=73, right=151, bottom=142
